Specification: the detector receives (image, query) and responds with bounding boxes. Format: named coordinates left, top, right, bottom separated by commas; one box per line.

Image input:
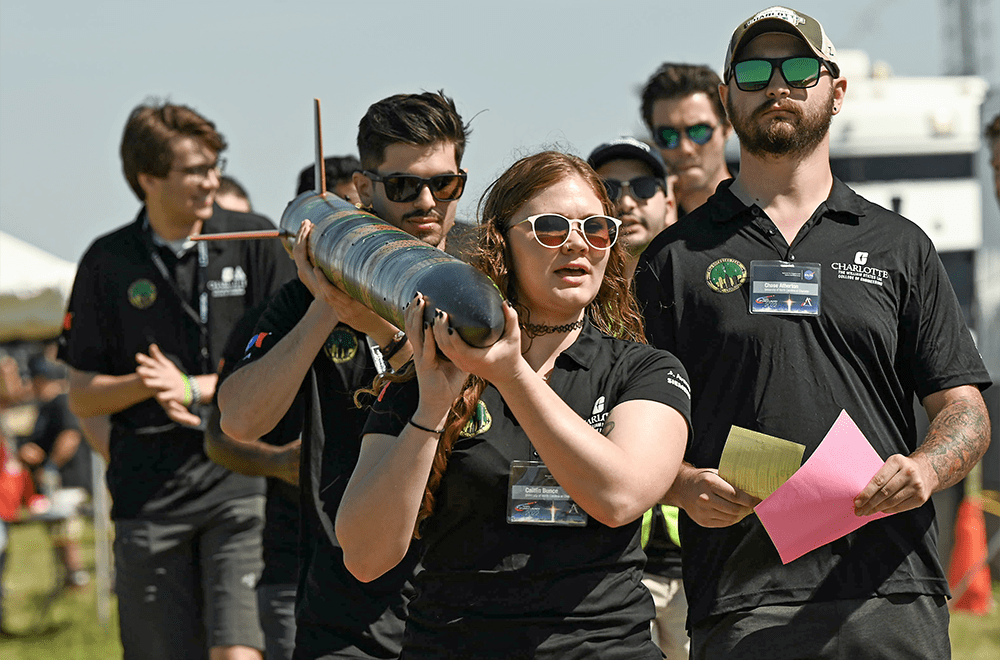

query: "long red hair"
left=371, top=151, right=647, bottom=537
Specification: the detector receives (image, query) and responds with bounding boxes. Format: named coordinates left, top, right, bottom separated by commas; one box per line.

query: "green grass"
left=1, top=519, right=998, bottom=659
left=2, top=520, right=120, bottom=659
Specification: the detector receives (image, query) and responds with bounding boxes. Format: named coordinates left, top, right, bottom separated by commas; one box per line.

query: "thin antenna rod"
left=314, top=98, right=326, bottom=196
left=189, top=229, right=284, bottom=242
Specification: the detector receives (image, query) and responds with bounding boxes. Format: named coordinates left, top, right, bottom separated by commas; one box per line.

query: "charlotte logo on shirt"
left=830, top=251, right=889, bottom=286
left=208, top=266, right=248, bottom=298
left=587, top=396, right=608, bottom=432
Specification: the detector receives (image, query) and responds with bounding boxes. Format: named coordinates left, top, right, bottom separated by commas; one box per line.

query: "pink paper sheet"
left=754, top=410, right=890, bottom=564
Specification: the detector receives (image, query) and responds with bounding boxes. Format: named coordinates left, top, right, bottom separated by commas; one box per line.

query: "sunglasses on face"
left=602, top=176, right=663, bottom=202
left=652, top=123, right=715, bottom=150
left=510, top=213, right=622, bottom=250
left=731, top=56, right=826, bottom=92
left=363, top=171, right=467, bottom=203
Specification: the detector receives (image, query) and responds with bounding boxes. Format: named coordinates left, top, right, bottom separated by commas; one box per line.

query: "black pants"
left=691, top=594, right=950, bottom=660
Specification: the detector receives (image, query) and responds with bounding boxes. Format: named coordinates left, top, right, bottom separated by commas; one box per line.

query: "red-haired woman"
left=337, top=151, right=691, bottom=659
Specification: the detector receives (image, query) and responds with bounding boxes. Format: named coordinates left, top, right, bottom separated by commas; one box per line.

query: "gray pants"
left=691, top=594, right=950, bottom=660
left=258, top=582, right=297, bottom=660
left=113, top=496, right=265, bottom=660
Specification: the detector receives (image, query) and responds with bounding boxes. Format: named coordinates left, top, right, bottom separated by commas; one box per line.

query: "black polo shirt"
left=634, top=178, right=992, bottom=627
left=235, top=279, right=420, bottom=660
left=364, top=320, right=692, bottom=659
left=217, top=300, right=303, bottom=587
left=26, top=393, right=92, bottom=493
left=58, top=205, right=295, bottom=520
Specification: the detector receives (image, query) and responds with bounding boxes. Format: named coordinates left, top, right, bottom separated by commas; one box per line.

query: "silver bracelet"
left=189, top=375, right=202, bottom=406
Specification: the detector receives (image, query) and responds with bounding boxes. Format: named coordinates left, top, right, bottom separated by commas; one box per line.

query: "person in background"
left=636, top=7, right=992, bottom=659
left=641, top=63, right=733, bottom=216
left=587, top=137, right=685, bottom=658
left=588, top=137, right=677, bottom=278
left=219, top=90, right=469, bottom=660
left=206, top=300, right=302, bottom=660
left=296, top=155, right=362, bottom=203
left=1, top=421, right=46, bottom=635
left=59, top=100, right=295, bottom=660
left=17, top=355, right=92, bottom=589
left=217, top=175, right=254, bottom=213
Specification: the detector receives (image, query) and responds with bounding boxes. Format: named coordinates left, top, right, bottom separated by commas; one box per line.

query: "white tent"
left=0, top=230, right=77, bottom=342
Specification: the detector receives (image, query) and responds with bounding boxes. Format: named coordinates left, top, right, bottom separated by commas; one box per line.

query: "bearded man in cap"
left=636, top=6, right=991, bottom=659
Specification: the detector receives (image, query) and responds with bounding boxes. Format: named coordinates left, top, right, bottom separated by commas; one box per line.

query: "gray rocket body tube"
left=280, top=191, right=505, bottom=348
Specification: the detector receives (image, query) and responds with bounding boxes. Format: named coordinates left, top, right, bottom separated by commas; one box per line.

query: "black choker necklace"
left=519, top=318, right=585, bottom=337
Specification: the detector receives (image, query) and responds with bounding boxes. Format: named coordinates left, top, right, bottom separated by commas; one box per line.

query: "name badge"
left=507, top=460, right=588, bottom=526
left=749, top=260, right=821, bottom=316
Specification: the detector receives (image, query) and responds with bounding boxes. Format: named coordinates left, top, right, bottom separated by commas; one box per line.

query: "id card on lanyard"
left=507, top=460, right=588, bottom=526
left=749, top=260, right=822, bottom=316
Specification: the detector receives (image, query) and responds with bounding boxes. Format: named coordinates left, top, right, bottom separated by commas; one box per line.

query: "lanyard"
left=144, top=231, right=212, bottom=373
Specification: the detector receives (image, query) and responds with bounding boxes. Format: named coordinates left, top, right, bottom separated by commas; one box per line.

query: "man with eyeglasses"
left=219, top=90, right=469, bottom=660
left=587, top=137, right=677, bottom=281
left=636, top=6, right=991, bottom=659
left=59, top=101, right=295, bottom=660
left=641, top=63, right=733, bottom=217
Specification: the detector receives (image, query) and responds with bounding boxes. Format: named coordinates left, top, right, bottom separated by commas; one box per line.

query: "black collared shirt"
left=364, top=320, right=691, bottom=659
left=58, top=205, right=295, bottom=519
left=235, top=278, right=421, bottom=658
left=635, top=178, right=992, bottom=626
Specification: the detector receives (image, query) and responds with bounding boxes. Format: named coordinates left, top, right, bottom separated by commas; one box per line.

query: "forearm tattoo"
left=915, top=395, right=991, bottom=491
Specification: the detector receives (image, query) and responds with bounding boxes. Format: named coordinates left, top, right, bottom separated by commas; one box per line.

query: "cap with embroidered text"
left=724, top=6, right=839, bottom=82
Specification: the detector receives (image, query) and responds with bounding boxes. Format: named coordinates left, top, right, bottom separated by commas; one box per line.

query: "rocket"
left=193, top=99, right=505, bottom=348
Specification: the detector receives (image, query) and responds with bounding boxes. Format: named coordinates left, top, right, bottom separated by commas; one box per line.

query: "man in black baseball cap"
left=588, top=137, right=676, bottom=280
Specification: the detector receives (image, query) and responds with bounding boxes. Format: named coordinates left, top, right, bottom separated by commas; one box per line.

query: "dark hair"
left=987, top=113, right=1000, bottom=143
left=405, top=151, right=646, bottom=537
left=218, top=175, right=251, bottom=205
left=120, top=100, right=227, bottom=201
left=640, top=63, right=729, bottom=130
left=296, top=155, right=362, bottom=195
left=357, top=91, right=468, bottom=171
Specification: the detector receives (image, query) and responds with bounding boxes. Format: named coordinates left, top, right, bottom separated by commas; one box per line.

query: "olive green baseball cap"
left=724, top=6, right=840, bottom=82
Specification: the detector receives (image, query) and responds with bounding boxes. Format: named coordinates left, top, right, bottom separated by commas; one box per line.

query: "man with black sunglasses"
left=587, top=137, right=676, bottom=280
left=641, top=64, right=733, bottom=217
left=636, top=6, right=991, bottom=659
left=219, top=90, right=469, bottom=660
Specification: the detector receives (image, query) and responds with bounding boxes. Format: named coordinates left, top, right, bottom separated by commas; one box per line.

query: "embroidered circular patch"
left=705, top=258, right=747, bottom=293
left=127, top=279, right=157, bottom=309
left=324, top=328, right=359, bottom=363
left=460, top=400, right=492, bottom=437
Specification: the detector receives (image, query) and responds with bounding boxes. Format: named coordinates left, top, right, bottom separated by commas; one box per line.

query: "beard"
left=727, top=86, right=835, bottom=158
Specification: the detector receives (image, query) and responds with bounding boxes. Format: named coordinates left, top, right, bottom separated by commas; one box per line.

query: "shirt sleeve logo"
left=323, top=328, right=359, bottom=363
left=705, top=258, right=747, bottom=293
left=127, top=279, right=157, bottom=309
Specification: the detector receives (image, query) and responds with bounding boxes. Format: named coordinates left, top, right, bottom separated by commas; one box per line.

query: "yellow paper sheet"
left=718, top=426, right=806, bottom=500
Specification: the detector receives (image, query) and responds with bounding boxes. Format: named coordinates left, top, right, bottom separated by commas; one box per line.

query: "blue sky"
left=2, top=0, right=988, bottom=263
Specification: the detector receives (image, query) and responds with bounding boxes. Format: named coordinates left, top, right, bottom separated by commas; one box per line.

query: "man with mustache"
left=219, top=91, right=469, bottom=660
left=588, top=137, right=677, bottom=280
left=636, top=7, right=991, bottom=659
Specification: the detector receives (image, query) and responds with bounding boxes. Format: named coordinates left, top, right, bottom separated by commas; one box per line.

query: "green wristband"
left=181, top=374, right=193, bottom=407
